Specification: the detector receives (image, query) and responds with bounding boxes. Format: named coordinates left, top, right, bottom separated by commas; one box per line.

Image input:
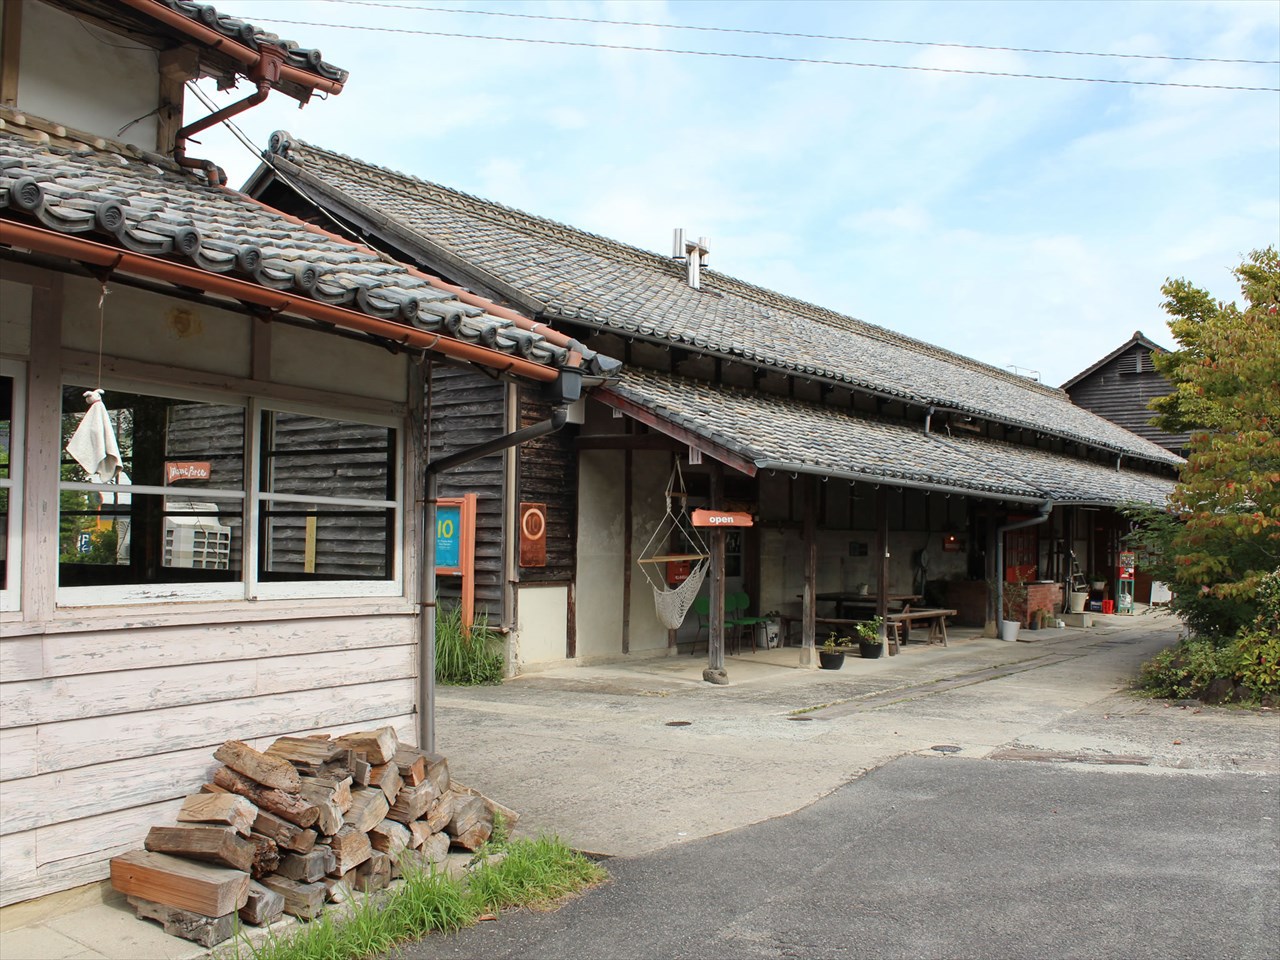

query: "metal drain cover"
left=930, top=744, right=962, bottom=753
left=665, top=721, right=692, bottom=727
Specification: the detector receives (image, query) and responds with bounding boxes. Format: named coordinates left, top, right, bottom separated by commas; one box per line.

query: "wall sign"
left=520, top=502, right=547, bottom=568
left=165, top=461, right=211, bottom=483
left=436, top=494, right=477, bottom=633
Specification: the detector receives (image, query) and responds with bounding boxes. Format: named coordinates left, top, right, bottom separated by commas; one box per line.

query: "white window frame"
left=56, top=376, right=250, bottom=607
left=248, top=397, right=404, bottom=601
left=0, top=359, right=25, bottom=612
left=54, top=378, right=406, bottom=605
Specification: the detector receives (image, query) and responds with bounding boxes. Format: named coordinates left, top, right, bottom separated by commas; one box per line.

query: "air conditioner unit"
left=163, top=501, right=231, bottom=570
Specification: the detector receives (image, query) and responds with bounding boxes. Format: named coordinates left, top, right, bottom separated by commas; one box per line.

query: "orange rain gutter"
left=0, top=220, right=559, bottom=382
left=118, top=0, right=345, bottom=99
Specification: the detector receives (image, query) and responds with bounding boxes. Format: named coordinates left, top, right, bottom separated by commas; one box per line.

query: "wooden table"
left=886, top=608, right=957, bottom=646
left=814, top=593, right=922, bottom=618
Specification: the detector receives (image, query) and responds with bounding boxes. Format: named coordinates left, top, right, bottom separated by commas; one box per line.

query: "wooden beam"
left=157, top=45, right=200, bottom=154
left=801, top=475, right=816, bottom=667
left=595, top=390, right=758, bottom=477
left=622, top=448, right=632, bottom=655
left=876, top=486, right=890, bottom=652
left=1, top=0, right=22, bottom=107
left=706, top=461, right=726, bottom=680
left=576, top=433, right=682, bottom=451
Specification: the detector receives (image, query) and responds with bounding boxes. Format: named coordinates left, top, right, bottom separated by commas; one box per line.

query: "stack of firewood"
left=109, top=727, right=516, bottom=948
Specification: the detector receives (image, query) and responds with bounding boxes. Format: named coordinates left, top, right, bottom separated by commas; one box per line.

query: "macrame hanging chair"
left=637, top=463, right=710, bottom=630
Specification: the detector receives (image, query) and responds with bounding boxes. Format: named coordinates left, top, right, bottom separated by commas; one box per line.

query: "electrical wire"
left=320, top=0, right=1280, bottom=66
left=214, top=16, right=1280, bottom=92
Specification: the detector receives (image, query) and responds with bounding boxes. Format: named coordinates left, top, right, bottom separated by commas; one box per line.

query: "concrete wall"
left=16, top=1, right=160, bottom=150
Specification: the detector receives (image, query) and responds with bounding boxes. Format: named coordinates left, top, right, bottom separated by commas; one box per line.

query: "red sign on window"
left=165, top=461, right=211, bottom=483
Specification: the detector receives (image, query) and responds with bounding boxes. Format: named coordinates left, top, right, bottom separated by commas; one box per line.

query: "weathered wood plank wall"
left=517, top=389, right=578, bottom=583
left=0, top=613, right=416, bottom=906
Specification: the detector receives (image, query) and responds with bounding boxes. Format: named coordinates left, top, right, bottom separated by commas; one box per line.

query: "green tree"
left=1146, top=247, right=1280, bottom=635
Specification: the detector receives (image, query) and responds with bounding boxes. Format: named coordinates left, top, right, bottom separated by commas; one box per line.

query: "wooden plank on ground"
left=128, top=896, right=235, bottom=947
left=111, top=849, right=249, bottom=918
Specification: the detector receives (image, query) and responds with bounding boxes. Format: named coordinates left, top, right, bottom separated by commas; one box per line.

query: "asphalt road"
left=395, top=755, right=1279, bottom=960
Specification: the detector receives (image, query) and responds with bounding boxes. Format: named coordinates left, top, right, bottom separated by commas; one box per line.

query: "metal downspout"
left=417, top=405, right=570, bottom=751
left=995, top=501, right=1053, bottom=629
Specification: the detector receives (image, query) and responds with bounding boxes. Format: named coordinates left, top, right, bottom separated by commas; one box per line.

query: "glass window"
left=58, top=385, right=245, bottom=592
left=0, top=367, right=22, bottom=610
left=257, top=410, right=397, bottom=581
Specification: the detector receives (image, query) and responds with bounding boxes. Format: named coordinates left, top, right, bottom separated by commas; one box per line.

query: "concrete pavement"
left=3, top=610, right=1276, bottom=959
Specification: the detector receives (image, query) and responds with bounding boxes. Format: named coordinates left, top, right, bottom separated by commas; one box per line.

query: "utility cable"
left=320, top=0, right=1280, bottom=66
left=229, top=16, right=1280, bottom=92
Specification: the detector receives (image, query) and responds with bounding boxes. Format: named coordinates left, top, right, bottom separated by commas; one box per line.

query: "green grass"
left=434, top=604, right=505, bottom=686
left=217, top=836, right=606, bottom=960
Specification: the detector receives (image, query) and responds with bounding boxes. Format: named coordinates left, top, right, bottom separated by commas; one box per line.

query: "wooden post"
left=704, top=461, right=727, bottom=683
left=875, top=486, right=890, bottom=653
left=623, top=448, right=632, bottom=655
left=801, top=474, right=817, bottom=668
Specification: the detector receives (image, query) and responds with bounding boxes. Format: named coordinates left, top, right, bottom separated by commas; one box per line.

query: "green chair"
left=689, top=594, right=711, bottom=655
left=726, top=590, right=768, bottom=655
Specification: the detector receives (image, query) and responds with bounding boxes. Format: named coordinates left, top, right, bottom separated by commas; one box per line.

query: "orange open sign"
left=691, top=509, right=753, bottom=528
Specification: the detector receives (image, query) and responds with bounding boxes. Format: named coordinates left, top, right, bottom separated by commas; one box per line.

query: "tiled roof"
left=0, top=124, right=618, bottom=376
left=264, top=135, right=1184, bottom=469
left=160, top=0, right=348, bottom=85
left=610, top=369, right=1176, bottom=507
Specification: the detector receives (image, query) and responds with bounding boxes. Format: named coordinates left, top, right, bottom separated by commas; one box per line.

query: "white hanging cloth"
left=66, top=389, right=123, bottom=482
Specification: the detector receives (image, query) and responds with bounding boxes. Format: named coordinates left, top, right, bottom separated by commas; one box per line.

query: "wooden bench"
left=885, top=608, right=957, bottom=646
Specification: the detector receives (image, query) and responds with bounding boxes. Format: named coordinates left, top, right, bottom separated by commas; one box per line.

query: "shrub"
left=1139, top=631, right=1280, bottom=704
left=435, top=604, right=505, bottom=685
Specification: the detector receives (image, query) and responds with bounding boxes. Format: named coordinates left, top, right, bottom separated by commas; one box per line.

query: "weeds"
left=435, top=603, right=504, bottom=685
left=217, top=835, right=605, bottom=960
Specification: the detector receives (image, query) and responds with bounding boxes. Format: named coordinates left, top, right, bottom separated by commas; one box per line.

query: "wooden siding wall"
left=428, top=364, right=507, bottom=614
left=1065, top=346, right=1190, bottom=452
left=517, top=389, right=578, bottom=583
left=0, top=610, right=417, bottom=906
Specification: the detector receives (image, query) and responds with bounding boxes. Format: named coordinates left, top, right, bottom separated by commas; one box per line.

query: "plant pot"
left=1000, top=619, right=1021, bottom=642
left=1090, top=581, right=1106, bottom=592
left=818, top=650, right=846, bottom=670
left=1068, top=591, right=1088, bottom=614
left=858, top=640, right=883, bottom=659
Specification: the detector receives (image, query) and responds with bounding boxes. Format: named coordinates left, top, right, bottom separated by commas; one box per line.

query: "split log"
left=215, top=740, right=303, bottom=792
left=368, top=819, right=411, bottom=858
left=253, top=810, right=317, bottom=854
left=259, top=875, right=326, bottom=920
left=407, top=820, right=433, bottom=850
left=199, top=782, right=231, bottom=795
left=353, top=850, right=391, bottom=893
left=452, top=781, right=520, bottom=831
left=214, top=766, right=319, bottom=829
left=446, top=794, right=490, bottom=838
left=334, top=727, right=399, bottom=765
left=239, top=880, right=285, bottom=927
left=265, top=735, right=342, bottom=773
left=387, top=781, right=438, bottom=824
left=111, top=849, right=249, bottom=918
left=369, top=762, right=403, bottom=804
left=423, top=753, right=450, bottom=795
left=423, top=792, right=454, bottom=835
left=299, top=775, right=353, bottom=813
left=449, top=820, right=493, bottom=852
left=144, top=825, right=254, bottom=872
left=393, top=746, right=427, bottom=787
left=325, top=825, right=372, bottom=874
left=393, top=832, right=450, bottom=879
left=176, top=793, right=256, bottom=837
left=344, top=786, right=390, bottom=833
left=128, top=896, right=235, bottom=948
left=421, top=832, right=450, bottom=865
left=323, top=875, right=354, bottom=904
left=247, top=832, right=280, bottom=878
left=276, top=846, right=336, bottom=884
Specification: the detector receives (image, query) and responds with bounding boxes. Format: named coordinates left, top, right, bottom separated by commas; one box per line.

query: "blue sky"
left=191, top=0, right=1280, bottom=386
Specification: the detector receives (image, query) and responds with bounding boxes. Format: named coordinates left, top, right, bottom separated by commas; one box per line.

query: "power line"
left=228, top=16, right=1280, bottom=92
left=321, top=0, right=1280, bottom=66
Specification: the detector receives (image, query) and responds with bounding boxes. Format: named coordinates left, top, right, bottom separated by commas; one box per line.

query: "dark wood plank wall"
left=1065, top=346, right=1190, bottom=453
left=517, top=389, right=578, bottom=583
left=428, top=364, right=507, bottom=613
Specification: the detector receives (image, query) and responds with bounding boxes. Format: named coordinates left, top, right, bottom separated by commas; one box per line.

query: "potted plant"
left=818, top=633, right=848, bottom=670
left=1000, top=579, right=1027, bottom=642
left=1068, top=589, right=1088, bottom=614
left=856, top=617, right=884, bottom=659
